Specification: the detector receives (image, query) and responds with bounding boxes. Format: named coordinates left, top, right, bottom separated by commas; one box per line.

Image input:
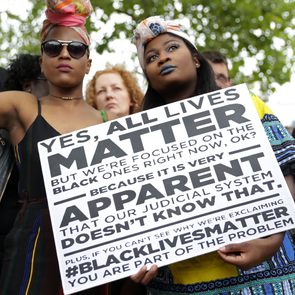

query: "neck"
left=162, top=88, right=194, bottom=104
left=161, top=80, right=197, bottom=104
left=49, top=93, right=84, bottom=101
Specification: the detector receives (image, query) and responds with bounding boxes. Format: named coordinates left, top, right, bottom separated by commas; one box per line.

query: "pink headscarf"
left=133, top=16, right=197, bottom=70
left=41, top=0, right=93, bottom=45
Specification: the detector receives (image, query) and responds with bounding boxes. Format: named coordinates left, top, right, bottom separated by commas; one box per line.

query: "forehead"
left=95, top=72, right=124, bottom=86
left=145, top=33, right=185, bottom=53
left=45, top=26, right=84, bottom=42
left=209, top=61, right=229, bottom=76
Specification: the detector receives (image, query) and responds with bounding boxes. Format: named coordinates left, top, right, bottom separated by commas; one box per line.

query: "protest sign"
left=38, top=84, right=295, bottom=294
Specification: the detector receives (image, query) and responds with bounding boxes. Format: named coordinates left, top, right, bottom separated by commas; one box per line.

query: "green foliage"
left=0, top=0, right=45, bottom=63
left=1, top=0, right=294, bottom=97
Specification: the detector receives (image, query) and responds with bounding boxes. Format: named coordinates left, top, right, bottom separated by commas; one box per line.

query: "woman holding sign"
left=0, top=1, right=111, bottom=294
left=128, top=16, right=295, bottom=295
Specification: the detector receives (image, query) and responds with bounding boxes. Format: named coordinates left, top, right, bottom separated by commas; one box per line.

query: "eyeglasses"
left=41, top=40, right=89, bottom=59
left=215, top=74, right=231, bottom=85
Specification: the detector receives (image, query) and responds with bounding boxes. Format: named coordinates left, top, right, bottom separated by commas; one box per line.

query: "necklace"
left=49, top=94, right=83, bottom=100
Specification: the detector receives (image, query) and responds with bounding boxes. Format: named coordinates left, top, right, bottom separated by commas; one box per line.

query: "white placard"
left=38, top=84, right=295, bottom=294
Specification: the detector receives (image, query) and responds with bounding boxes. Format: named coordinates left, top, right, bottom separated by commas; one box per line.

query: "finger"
left=140, top=265, right=158, bottom=285
left=218, top=242, right=247, bottom=253
left=130, top=265, right=148, bottom=283
left=218, top=250, right=244, bottom=266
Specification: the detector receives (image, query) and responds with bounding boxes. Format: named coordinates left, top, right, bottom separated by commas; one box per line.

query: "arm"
left=218, top=94, right=295, bottom=269
left=0, top=91, right=20, bottom=129
left=217, top=232, right=284, bottom=269
left=218, top=174, right=295, bottom=269
left=0, top=91, right=35, bottom=143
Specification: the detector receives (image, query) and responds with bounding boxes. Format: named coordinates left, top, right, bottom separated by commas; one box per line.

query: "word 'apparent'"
left=42, top=103, right=249, bottom=177
left=60, top=152, right=264, bottom=227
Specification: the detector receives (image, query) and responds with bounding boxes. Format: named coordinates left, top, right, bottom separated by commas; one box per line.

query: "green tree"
left=1, top=0, right=294, bottom=97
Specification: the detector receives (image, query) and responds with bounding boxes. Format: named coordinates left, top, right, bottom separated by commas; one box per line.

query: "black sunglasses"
left=41, top=39, right=89, bottom=59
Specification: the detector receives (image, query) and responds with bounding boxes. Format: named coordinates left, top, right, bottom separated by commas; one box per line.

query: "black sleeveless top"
left=16, top=100, right=60, bottom=201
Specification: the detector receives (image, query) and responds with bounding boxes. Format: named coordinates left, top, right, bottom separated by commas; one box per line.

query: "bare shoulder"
left=0, top=90, right=37, bottom=111
left=0, top=90, right=38, bottom=132
left=83, top=102, right=104, bottom=123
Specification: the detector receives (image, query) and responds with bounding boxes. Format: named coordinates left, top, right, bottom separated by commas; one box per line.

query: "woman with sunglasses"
left=125, top=16, right=295, bottom=295
left=0, top=1, right=108, bottom=294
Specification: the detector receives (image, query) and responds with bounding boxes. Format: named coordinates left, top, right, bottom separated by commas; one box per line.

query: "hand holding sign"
left=38, top=85, right=295, bottom=294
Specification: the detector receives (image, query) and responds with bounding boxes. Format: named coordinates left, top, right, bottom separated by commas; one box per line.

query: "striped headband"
left=40, top=0, right=93, bottom=45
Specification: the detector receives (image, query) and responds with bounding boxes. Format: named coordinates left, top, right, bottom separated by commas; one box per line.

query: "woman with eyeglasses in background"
left=0, top=1, right=106, bottom=294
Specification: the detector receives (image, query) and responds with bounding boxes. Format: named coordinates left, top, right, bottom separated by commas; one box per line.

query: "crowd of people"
left=0, top=1, right=294, bottom=295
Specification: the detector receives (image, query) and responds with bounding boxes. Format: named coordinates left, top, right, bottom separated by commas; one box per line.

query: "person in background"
left=86, top=65, right=144, bottom=294
left=128, top=15, right=295, bottom=294
left=0, top=67, right=16, bottom=275
left=202, top=50, right=232, bottom=88
left=203, top=49, right=282, bottom=131
left=0, top=0, right=108, bottom=293
left=5, top=53, right=48, bottom=97
left=0, top=68, right=7, bottom=90
left=204, top=50, right=295, bottom=247
left=86, top=64, right=143, bottom=120
left=0, top=54, right=50, bottom=275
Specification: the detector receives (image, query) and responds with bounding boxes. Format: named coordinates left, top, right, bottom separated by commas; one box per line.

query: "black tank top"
left=16, top=100, right=60, bottom=201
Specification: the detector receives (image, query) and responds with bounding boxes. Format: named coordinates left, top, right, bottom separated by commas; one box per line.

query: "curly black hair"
left=5, top=54, right=42, bottom=91
left=0, top=67, right=8, bottom=91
